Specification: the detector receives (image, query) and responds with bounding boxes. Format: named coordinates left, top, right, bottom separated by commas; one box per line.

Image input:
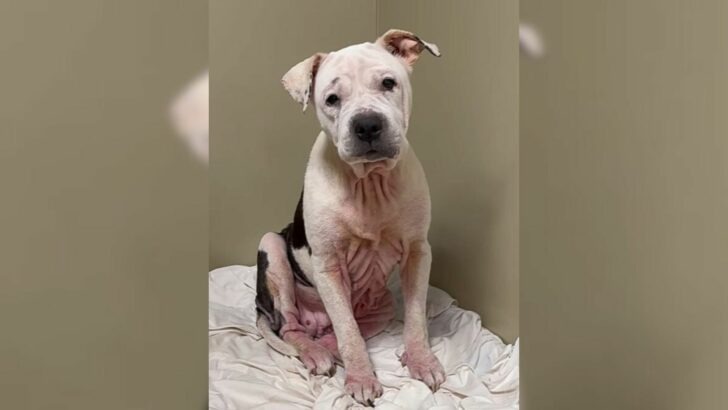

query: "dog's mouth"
left=364, top=149, right=384, bottom=160
left=344, top=145, right=400, bottom=178
left=351, top=147, right=399, bottom=163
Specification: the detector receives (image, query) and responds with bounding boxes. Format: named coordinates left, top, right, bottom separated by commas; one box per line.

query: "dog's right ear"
left=376, top=29, right=440, bottom=70
left=281, top=53, right=327, bottom=112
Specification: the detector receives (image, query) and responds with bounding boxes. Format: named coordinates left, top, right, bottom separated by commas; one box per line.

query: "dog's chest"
left=343, top=234, right=402, bottom=318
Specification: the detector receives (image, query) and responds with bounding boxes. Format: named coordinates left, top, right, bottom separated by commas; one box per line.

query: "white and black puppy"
left=255, top=29, right=443, bottom=405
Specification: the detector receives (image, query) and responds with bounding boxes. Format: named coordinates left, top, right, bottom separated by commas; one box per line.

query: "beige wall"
left=210, top=1, right=519, bottom=343
left=521, top=1, right=728, bottom=408
left=0, top=1, right=208, bottom=408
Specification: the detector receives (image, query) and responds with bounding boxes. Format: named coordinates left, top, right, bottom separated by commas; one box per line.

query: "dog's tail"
left=256, top=315, right=298, bottom=357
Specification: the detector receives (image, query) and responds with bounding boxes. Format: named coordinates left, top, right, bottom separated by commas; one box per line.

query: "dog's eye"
left=325, top=94, right=340, bottom=106
left=382, top=78, right=397, bottom=91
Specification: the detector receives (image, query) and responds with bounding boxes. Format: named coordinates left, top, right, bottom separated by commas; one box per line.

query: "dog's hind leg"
left=255, top=232, right=336, bottom=376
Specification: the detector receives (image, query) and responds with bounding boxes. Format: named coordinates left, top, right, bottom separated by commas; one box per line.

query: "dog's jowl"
left=255, top=29, right=444, bottom=405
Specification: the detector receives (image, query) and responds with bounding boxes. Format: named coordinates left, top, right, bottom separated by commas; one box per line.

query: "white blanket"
left=209, top=265, right=519, bottom=409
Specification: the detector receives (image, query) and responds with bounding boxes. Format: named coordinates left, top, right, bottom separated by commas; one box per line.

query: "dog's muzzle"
left=349, top=112, right=399, bottom=161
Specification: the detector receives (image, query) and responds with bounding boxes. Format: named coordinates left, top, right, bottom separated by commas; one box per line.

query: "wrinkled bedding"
left=209, top=265, right=519, bottom=409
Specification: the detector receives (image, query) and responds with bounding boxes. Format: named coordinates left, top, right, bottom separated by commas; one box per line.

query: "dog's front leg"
left=400, top=240, right=446, bottom=391
left=313, top=255, right=382, bottom=405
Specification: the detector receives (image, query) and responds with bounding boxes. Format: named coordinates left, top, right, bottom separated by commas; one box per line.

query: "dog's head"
left=282, top=29, right=440, bottom=172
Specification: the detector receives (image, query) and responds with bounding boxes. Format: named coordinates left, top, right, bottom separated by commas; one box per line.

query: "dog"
left=255, top=29, right=444, bottom=405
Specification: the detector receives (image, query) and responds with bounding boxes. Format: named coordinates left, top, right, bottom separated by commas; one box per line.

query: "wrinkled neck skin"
left=347, top=160, right=398, bottom=210
left=344, top=164, right=399, bottom=243
left=334, top=137, right=401, bottom=202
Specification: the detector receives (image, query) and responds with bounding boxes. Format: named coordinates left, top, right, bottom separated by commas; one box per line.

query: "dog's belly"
left=292, top=236, right=401, bottom=339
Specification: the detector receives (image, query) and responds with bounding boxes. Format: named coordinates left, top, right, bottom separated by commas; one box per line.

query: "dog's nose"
left=351, top=113, right=384, bottom=143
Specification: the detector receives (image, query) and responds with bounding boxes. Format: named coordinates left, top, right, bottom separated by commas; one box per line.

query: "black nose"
left=351, top=113, right=384, bottom=143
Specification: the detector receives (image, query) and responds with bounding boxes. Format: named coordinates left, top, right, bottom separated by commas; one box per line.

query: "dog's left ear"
left=376, top=29, right=441, bottom=69
left=281, top=52, right=327, bottom=112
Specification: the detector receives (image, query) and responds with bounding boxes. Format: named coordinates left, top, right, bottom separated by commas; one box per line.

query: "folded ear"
left=281, top=52, right=327, bottom=112
left=375, top=29, right=441, bottom=68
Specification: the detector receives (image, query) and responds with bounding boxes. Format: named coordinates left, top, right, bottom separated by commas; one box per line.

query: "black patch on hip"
left=279, top=190, right=314, bottom=287
left=255, top=250, right=282, bottom=333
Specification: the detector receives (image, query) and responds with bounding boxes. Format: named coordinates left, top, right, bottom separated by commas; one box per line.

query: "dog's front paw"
left=400, top=348, right=446, bottom=391
left=345, top=371, right=383, bottom=406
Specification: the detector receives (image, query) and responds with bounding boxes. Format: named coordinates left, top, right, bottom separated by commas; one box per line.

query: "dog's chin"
left=348, top=159, right=397, bottom=179
left=341, top=150, right=399, bottom=178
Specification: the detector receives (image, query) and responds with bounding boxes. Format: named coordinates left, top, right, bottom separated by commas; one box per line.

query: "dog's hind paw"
left=400, top=348, right=446, bottom=391
left=299, top=342, right=336, bottom=376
